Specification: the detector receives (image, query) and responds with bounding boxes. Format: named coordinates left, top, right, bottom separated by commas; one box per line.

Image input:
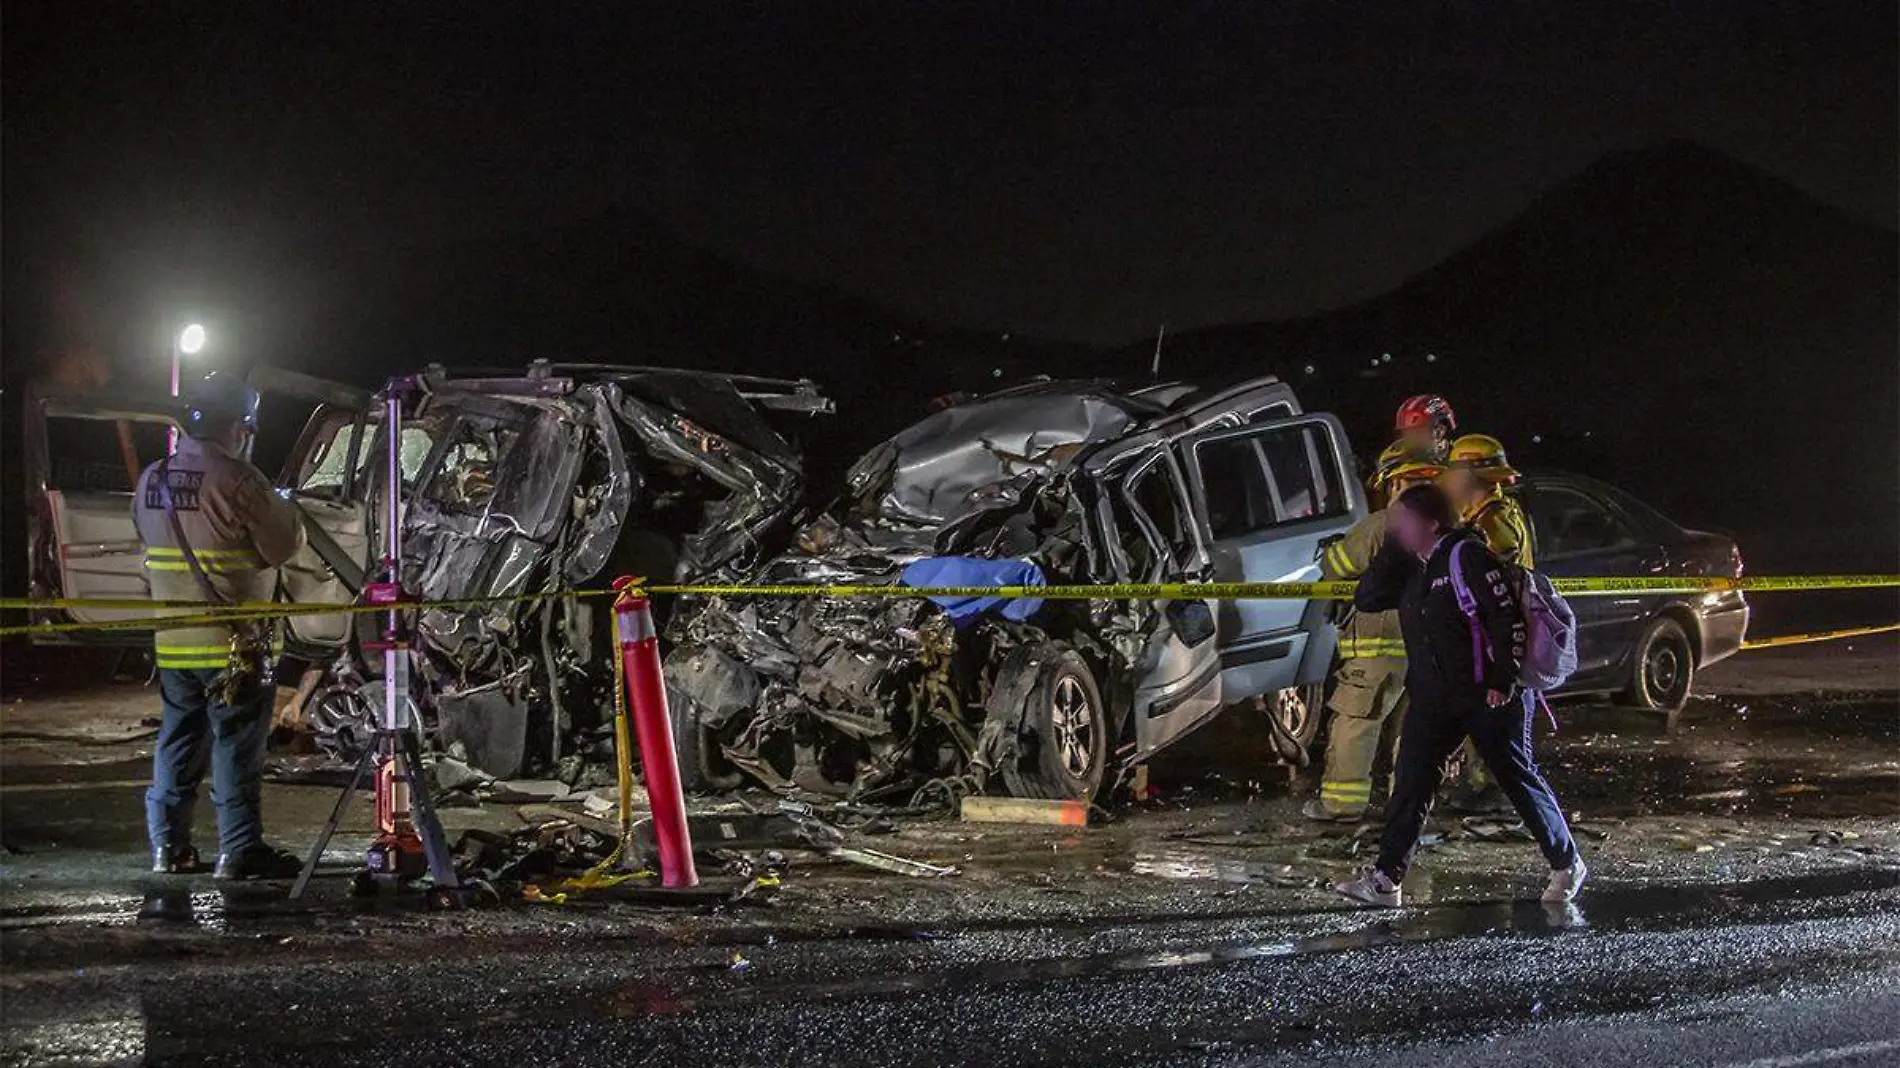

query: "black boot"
left=152, top=843, right=203, bottom=874
left=215, top=844, right=304, bottom=881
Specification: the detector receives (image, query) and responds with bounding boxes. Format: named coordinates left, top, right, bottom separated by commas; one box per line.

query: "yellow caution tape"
left=2, top=589, right=615, bottom=613
left=638, top=574, right=1900, bottom=600
left=1742, top=622, right=1900, bottom=650
left=0, top=590, right=616, bottom=639
left=3, top=575, right=1894, bottom=639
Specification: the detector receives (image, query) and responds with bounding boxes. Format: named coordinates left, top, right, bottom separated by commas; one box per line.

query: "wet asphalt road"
left=4, top=869, right=1898, bottom=1066
left=3, top=640, right=1897, bottom=1065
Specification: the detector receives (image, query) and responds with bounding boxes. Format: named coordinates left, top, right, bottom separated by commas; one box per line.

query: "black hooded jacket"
left=1354, top=528, right=1526, bottom=707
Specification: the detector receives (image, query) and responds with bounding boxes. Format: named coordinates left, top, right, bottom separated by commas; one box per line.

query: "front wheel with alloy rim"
left=992, top=643, right=1108, bottom=801
left=1622, top=616, right=1696, bottom=713
left=1262, top=686, right=1321, bottom=765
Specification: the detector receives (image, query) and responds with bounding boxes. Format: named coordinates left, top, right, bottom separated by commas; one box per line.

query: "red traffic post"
left=612, top=576, right=698, bottom=888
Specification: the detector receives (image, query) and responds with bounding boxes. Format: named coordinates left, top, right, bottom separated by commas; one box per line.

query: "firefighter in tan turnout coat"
left=134, top=372, right=305, bottom=880
left=1303, top=445, right=1445, bottom=821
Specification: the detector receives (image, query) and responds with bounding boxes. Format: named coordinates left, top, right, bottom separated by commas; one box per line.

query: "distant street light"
left=168, top=322, right=206, bottom=454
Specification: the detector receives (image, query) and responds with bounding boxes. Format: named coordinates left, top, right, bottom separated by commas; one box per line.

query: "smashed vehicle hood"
left=841, top=384, right=1147, bottom=543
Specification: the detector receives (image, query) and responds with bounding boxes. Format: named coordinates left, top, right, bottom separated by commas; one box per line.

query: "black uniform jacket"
left=1354, top=528, right=1527, bottom=707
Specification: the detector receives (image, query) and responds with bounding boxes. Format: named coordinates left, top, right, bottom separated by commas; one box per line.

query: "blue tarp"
left=900, top=556, right=1046, bottom=626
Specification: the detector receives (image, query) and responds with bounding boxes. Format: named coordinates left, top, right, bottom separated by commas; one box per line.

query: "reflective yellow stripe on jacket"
left=1323, top=508, right=1405, bottom=661
left=1323, top=538, right=1358, bottom=577
left=1336, top=637, right=1407, bottom=659
left=153, top=631, right=284, bottom=670
left=142, top=547, right=267, bottom=573
left=154, top=642, right=236, bottom=670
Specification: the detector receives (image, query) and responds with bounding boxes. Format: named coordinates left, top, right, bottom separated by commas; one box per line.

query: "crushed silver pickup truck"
left=370, top=365, right=829, bottom=780
left=24, top=362, right=831, bottom=782
left=664, top=377, right=1366, bottom=803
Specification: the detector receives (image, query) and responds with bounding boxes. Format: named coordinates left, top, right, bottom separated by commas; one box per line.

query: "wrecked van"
left=664, top=378, right=1366, bottom=803
left=370, top=363, right=830, bottom=780
left=23, top=362, right=831, bottom=783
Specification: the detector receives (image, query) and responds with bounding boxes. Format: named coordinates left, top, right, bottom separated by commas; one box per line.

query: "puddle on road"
left=0, top=884, right=323, bottom=931
left=1136, top=694, right=1900, bottom=822
left=897, top=867, right=1900, bottom=984
left=598, top=865, right=1900, bottom=1019
left=1123, top=853, right=1315, bottom=888
left=1550, top=698, right=1900, bottom=821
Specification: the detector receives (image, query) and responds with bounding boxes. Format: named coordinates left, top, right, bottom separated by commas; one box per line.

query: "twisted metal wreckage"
left=665, top=377, right=1364, bottom=804
left=26, top=365, right=1362, bottom=806
left=301, top=364, right=837, bottom=787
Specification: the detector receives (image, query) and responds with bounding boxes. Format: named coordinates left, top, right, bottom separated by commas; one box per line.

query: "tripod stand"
left=289, top=378, right=469, bottom=908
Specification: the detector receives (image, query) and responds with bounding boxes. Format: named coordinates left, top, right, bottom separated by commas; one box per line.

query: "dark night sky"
left=5, top=2, right=1894, bottom=352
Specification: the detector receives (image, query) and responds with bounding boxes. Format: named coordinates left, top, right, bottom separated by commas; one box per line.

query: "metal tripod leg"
left=290, top=744, right=376, bottom=900
left=400, top=730, right=461, bottom=890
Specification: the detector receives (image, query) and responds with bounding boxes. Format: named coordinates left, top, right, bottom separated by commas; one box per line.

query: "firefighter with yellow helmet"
left=1304, top=446, right=1445, bottom=822
left=1443, top=434, right=1533, bottom=569
left=1439, top=432, right=1536, bottom=812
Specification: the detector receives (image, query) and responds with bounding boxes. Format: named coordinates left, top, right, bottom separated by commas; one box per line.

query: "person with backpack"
left=1333, top=482, right=1586, bottom=909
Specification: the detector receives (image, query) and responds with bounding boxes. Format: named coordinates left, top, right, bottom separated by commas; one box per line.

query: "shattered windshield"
left=297, top=417, right=436, bottom=497
left=421, top=419, right=518, bottom=512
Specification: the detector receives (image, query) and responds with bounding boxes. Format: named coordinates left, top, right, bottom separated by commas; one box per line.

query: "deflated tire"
left=989, top=642, right=1108, bottom=802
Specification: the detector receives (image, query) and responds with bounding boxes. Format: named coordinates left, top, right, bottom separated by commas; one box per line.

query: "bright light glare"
left=178, top=323, right=207, bottom=355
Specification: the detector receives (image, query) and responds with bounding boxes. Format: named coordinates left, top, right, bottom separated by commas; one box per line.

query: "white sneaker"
left=1334, top=867, right=1402, bottom=908
left=1542, top=857, right=1588, bottom=902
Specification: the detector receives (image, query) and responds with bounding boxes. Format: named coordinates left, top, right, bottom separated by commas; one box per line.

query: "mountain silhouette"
left=307, top=139, right=1896, bottom=574
left=1146, top=140, right=1899, bottom=576
left=313, top=205, right=1092, bottom=471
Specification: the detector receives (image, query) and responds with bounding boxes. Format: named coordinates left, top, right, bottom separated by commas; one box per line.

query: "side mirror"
left=1166, top=599, right=1217, bottom=648
left=1315, top=533, right=1345, bottom=562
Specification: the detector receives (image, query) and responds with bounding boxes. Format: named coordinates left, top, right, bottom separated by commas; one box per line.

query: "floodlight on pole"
left=168, top=322, right=207, bottom=454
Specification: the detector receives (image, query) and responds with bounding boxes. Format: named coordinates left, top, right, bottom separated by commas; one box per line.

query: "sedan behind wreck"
left=665, top=378, right=1366, bottom=803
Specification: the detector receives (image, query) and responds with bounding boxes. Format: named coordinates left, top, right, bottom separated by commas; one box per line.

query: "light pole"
left=169, top=323, right=206, bottom=454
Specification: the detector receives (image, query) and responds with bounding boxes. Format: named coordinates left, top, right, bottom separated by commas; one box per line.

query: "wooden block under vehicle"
left=959, top=797, right=1090, bottom=826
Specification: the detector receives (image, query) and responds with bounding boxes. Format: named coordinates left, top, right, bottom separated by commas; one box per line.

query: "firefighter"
left=1393, top=394, right=1458, bottom=464
left=1303, top=451, right=1445, bottom=822
left=136, top=372, right=306, bottom=879
left=1439, top=432, right=1534, bottom=813
left=1443, top=433, right=1533, bottom=568
left=1333, top=482, right=1585, bottom=908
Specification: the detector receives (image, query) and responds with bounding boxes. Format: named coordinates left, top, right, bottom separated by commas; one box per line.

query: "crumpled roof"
left=846, top=388, right=1142, bottom=530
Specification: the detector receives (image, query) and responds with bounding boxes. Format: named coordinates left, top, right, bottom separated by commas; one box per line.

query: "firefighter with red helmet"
left=1393, top=394, right=1458, bottom=463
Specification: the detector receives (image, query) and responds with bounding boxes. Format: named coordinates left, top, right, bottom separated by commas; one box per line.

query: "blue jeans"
left=147, top=668, right=273, bottom=855
left=1377, top=691, right=1577, bottom=882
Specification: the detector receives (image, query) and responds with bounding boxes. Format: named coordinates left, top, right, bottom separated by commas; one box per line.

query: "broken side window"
left=422, top=420, right=517, bottom=513
left=1197, top=421, right=1349, bottom=538
left=1117, top=456, right=1192, bottom=578
left=45, top=413, right=168, bottom=493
